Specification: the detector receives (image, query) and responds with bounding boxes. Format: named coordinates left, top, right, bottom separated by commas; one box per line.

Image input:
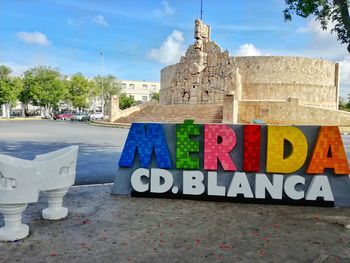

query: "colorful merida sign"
left=111, top=121, right=350, bottom=207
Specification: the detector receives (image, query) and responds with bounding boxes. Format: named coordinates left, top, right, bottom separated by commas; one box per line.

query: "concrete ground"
left=0, top=120, right=350, bottom=262
left=0, top=184, right=349, bottom=263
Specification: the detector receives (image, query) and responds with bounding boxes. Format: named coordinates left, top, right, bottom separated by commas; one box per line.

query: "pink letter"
left=204, top=124, right=237, bottom=171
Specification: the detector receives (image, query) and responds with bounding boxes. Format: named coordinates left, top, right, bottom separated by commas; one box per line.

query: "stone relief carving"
left=161, top=20, right=240, bottom=105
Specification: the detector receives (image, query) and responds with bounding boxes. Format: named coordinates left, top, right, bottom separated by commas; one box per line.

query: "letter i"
left=243, top=125, right=261, bottom=172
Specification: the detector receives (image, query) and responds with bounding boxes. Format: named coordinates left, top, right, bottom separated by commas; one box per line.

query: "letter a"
left=307, top=126, right=350, bottom=174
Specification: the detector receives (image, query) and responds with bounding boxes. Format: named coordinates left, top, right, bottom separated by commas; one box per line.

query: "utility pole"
left=100, top=52, right=104, bottom=115
left=200, top=0, right=203, bottom=20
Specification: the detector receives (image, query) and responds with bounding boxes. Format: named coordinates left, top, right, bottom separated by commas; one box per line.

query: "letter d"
left=266, top=126, right=308, bottom=173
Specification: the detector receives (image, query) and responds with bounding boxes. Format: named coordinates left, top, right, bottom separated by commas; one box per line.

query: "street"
left=0, top=120, right=129, bottom=185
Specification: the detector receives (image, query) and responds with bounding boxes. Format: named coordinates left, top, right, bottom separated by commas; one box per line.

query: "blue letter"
left=118, top=123, right=172, bottom=168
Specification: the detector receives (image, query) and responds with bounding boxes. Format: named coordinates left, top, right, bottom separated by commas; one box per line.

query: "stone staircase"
left=115, top=104, right=223, bottom=124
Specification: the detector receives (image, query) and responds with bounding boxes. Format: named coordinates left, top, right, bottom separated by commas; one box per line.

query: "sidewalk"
left=0, top=184, right=349, bottom=263
left=0, top=117, right=42, bottom=121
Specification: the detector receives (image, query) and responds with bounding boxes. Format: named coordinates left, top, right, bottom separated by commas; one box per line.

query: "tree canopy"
left=150, top=92, right=160, bottom=101
left=93, top=75, right=122, bottom=113
left=119, top=93, right=135, bottom=110
left=284, top=0, right=350, bottom=52
left=23, top=66, right=67, bottom=113
left=0, top=64, right=125, bottom=117
left=67, top=73, right=96, bottom=111
left=0, top=66, right=23, bottom=117
left=93, top=75, right=122, bottom=102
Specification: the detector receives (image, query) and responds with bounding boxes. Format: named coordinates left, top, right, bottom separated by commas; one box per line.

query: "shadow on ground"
left=0, top=141, right=121, bottom=185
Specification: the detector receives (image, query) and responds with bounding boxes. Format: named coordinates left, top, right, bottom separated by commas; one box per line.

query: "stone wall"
left=115, top=104, right=223, bottom=124
left=235, top=56, right=338, bottom=109
left=160, top=53, right=338, bottom=110
left=238, top=98, right=350, bottom=125
left=160, top=64, right=178, bottom=104
left=110, top=100, right=157, bottom=123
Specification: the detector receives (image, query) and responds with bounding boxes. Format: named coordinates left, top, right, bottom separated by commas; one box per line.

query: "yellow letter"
left=266, top=126, right=308, bottom=173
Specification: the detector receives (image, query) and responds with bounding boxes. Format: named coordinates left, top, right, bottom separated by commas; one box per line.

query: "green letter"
left=176, top=120, right=200, bottom=169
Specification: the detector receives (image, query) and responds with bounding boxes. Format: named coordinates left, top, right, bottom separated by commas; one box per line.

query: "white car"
left=89, top=112, right=104, bottom=120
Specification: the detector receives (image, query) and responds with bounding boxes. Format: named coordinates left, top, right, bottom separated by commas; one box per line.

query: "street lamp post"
left=100, top=52, right=104, bottom=116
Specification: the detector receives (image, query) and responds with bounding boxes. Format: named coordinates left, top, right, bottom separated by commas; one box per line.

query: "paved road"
left=0, top=120, right=349, bottom=185
left=0, top=120, right=129, bottom=185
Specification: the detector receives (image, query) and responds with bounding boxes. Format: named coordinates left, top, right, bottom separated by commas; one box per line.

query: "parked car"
left=89, top=112, right=104, bottom=120
left=53, top=112, right=73, bottom=120
left=71, top=113, right=90, bottom=122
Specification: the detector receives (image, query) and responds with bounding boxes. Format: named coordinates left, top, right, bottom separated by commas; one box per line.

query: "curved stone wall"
left=160, top=64, right=178, bottom=104
left=234, top=56, right=338, bottom=109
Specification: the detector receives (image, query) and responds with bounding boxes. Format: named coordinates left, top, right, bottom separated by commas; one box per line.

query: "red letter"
left=243, top=125, right=261, bottom=172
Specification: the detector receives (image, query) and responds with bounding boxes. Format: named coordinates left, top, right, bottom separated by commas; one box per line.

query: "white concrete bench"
left=34, top=145, right=79, bottom=220
left=0, top=155, right=40, bottom=241
left=0, top=145, right=79, bottom=241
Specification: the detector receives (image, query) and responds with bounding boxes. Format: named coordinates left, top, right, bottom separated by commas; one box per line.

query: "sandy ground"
left=0, top=184, right=349, bottom=263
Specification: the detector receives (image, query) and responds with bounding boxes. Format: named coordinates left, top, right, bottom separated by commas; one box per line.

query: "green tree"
left=119, top=93, right=135, bottom=110
left=18, top=79, right=33, bottom=117
left=23, top=66, right=67, bottom=116
left=67, top=73, right=95, bottom=111
left=0, top=66, right=23, bottom=118
left=284, top=0, right=350, bottom=52
left=150, top=92, right=160, bottom=101
left=339, top=96, right=350, bottom=111
left=93, top=75, right=122, bottom=113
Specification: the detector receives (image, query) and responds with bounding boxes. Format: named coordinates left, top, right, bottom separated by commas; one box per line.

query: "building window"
left=142, top=84, right=148, bottom=89
left=121, top=83, right=126, bottom=89
left=151, top=85, right=156, bottom=89
left=129, top=84, right=135, bottom=89
left=142, top=96, right=148, bottom=102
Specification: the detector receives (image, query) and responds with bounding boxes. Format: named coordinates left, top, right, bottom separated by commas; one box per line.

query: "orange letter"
left=307, top=126, right=350, bottom=174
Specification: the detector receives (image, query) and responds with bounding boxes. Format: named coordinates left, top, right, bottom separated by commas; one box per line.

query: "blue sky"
left=1, top=0, right=349, bottom=96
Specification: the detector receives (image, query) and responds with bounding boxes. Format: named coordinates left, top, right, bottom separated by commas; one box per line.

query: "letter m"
left=118, top=123, right=172, bottom=169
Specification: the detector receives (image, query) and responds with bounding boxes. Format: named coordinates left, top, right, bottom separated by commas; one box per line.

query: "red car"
left=53, top=112, right=73, bottom=120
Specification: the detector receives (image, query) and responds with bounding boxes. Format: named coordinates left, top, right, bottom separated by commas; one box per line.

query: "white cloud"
left=296, top=19, right=347, bottom=59
left=16, top=31, right=51, bottom=46
left=68, top=15, right=109, bottom=28
left=91, top=15, right=109, bottom=27
left=297, top=19, right=350, bottom=96
left=148, top=30, right=185, bottom=64
left=236, top=43, right=262, bottom=56
left=153, top=1, right=175, bottom=17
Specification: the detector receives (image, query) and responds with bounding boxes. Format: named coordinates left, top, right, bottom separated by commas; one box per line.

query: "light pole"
left=100, top=52, right=104, bottom=115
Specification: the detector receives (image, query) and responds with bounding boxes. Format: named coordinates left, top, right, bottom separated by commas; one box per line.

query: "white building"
left=120, top=80, right=160, bottom=102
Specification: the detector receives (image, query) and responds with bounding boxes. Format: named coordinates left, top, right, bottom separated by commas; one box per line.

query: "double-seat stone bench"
left=0, top=145, right=79, bottom=241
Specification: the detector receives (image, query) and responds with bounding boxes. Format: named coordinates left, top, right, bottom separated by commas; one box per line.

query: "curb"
left=0, top=117, right=43, bottom=121
left=90, top=120, right=131, bottom=129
